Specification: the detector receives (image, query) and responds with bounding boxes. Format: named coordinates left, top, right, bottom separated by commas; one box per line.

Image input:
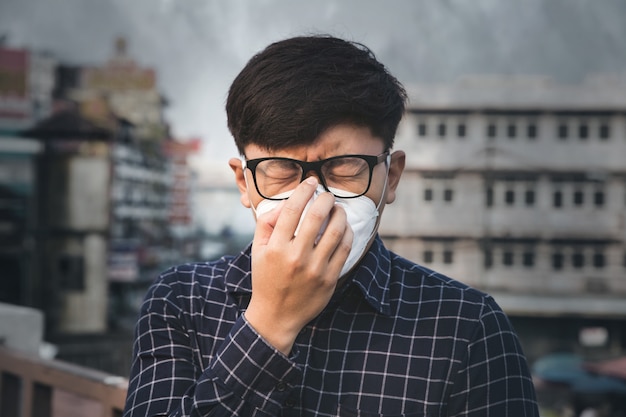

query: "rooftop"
left=406, top=74, right=626, bottom=111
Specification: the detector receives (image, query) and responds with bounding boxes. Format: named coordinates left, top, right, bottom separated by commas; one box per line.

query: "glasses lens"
left=255, top=159, right=302, bottom=198
left=321, top=157, right=371, bottom=198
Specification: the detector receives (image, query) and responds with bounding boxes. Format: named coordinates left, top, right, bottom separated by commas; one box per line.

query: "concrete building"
left=192, top=163, right=255, bottom=261
left=0, top=40, right=197, bottom=375
left=0, top=46, right=56, bottom=133
left=22, top=109, right=129, bottom=334
left=55, top=37, right=168, bottom=142
left=19, top=107, right=191, bottom=375
left=380, top=75, right=626, bottom=360
left=0, top=136, right=41, bottom=307
left=1, top=46, right=54, bottom=308
left=28, top=38, right=198, bottom=337
left=4, top=42, right=197, bottom=368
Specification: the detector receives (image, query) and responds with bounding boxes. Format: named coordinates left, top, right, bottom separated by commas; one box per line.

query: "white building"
left=0, top=46, right=56, bottom=133
left=380, top=75, right=626, bottom=356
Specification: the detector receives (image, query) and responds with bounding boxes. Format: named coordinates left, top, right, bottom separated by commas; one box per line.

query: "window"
left=438, top=123, right=446, bottom=137
left=594, top=190, right=605, bottom=207
left=527, top=123, right=537, bottom=139
left=558, top=123, right=568, bottom=139
left=443, top=188, right=454, bottom=202
left=572, top=252, right=585, bottom=268
left=579, top=124, right=589, bottom=139
left=593, top=252, right=605, bottom=268
left=486, top=186, right=494, bottom=207
left=599, top=123, right=610, bottom=140
left=58, top=255, right=85, bottom=291
left=443, top=248, right=454, bottom=264
left=523, top=250, right=535, bottom=267
left=573, top=189, right=584, bottom=206
left=457, top=123, right=466, bottom=138
left=484, top=249, right=493, bottom=268
left=424, top=188, right=433, bottom=201
left=423, top=250, right=434, bottom=264
left=507, top=124, right=517, bottom=138
left=418, top=122, right=427, bottom=137
left=503, top=250, right=514, bottom=266
left=553, top=190, right=563, bottom=208
left=487, top=123, right=497, bottom=138
left=505, top=189, right=515, bottom=206
left=552, top=252, right=564, bottom=270
left=525, top=189, right=536, bottom=206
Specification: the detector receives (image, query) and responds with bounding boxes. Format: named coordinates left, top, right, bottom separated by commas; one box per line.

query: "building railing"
left=0, top=346, right=128, bottom=417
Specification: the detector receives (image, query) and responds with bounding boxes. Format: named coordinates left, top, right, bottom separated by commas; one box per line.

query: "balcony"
left=0, top=303, right=128, bottom=416
left=0, top=346, right=127, bottom=417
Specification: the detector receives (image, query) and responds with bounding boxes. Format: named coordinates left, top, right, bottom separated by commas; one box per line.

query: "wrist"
left=244, top=308, right=301, bottom=355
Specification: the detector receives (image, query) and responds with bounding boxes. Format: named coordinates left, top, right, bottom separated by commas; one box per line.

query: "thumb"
left=253, top=200, right=285, bottom=247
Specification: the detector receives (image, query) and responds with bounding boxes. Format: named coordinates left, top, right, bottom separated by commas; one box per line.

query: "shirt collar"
left=224, top=236, right=392, bottom=316
left=344, top=236, right=392, bottom=316
left=223, top=242, right=253, bottom=294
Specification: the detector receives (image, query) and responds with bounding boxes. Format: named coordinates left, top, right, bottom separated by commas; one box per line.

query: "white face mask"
left=248, top=174, right=388, bottom=278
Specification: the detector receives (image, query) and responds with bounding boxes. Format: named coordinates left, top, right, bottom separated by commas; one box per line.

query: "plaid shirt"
left=123, top=237, right=539, bottom=417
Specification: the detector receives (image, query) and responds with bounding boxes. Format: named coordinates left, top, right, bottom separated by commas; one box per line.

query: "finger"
left=272, top=176, right=319, bottom=239
left=314, top=203, right=350, bottom=256
left=326, top=214, right=354, bottom=278
left=253, top=200, right=285, bottom=247
left=294, top=191, right=335, bottom=246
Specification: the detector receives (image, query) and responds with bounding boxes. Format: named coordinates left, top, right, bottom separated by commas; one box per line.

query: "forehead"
left=244, top=124, right=385, bottom=160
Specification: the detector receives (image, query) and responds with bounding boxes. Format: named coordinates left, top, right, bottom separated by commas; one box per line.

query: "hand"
left=244, top=177, right=353, bottom=354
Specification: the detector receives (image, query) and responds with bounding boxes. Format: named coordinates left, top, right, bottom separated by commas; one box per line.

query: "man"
left=123, top=35, right=539, bottom=416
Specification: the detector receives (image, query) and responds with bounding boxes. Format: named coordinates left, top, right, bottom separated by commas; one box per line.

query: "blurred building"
left=23, top=109, right=121, bottom=334
left=0, top=46, right=56, bottom=133
left=54, top=36, right=167, bottom=141
left=381, top=75, right=626, bottom=360
left=192, top=163, right=255, bottom=261
left=0, top=46, right=55, bottom=308
left=0, top=39, right=200, bottom=375
left=0, top=136, right=41, bottom=307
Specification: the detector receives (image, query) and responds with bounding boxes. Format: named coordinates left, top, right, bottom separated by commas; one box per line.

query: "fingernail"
left=305, top=177, right=318, bottom=186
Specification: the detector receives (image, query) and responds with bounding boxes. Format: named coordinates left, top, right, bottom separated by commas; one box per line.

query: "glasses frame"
left=244, top=152, right=390, bottom=200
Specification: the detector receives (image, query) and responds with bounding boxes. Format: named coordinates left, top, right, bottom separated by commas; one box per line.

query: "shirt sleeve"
left=447, top=296, right=540, bottom=417
left=122, top=279, right=302, bottom=417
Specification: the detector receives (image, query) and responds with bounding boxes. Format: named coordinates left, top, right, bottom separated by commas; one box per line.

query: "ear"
left=228, top=157, right=252, bottom=208
left=385, top=150, right=405, bottom=204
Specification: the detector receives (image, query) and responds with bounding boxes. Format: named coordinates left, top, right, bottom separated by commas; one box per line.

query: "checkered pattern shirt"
left=123, top=236, right=539, bottom=416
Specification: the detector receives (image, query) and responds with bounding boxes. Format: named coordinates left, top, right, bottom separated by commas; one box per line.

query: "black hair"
left=226, top=35, right=407, bottom=155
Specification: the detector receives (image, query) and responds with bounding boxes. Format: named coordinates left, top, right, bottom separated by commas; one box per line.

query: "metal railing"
left=0, top=346, right=128, bottom=417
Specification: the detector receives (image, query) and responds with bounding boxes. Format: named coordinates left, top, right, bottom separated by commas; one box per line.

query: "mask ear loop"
left=375, top=153, right=392, bottom=212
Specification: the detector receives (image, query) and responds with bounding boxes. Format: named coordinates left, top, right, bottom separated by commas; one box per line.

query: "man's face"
left=229, top=123, right=405, bottom=218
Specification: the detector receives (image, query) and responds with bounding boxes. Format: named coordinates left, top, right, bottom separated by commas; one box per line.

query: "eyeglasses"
left=244, top=152, right=390, bottom=200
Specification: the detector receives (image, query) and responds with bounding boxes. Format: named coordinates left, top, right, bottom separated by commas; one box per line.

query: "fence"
left=0, top=346, right=127, bottom=417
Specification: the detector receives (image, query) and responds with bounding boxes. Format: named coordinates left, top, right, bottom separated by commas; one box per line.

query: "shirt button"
left=276, top=382, right=287, bottom=392
left=284, top=397, right=296, bottom=408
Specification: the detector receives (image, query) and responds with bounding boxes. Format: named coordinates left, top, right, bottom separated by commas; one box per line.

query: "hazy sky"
left=2, top=0, right=626, bottom=169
